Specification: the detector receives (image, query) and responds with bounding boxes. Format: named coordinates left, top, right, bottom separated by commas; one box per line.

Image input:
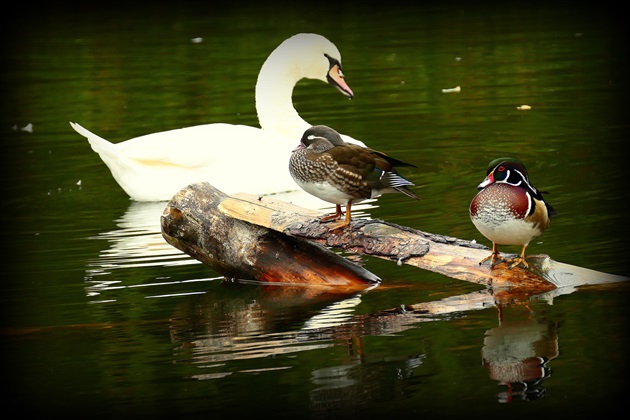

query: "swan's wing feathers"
left=117, top=124, right=290, bottom=169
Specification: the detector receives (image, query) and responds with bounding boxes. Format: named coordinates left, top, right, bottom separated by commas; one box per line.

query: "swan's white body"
left=71, top=33, right=364, bottom=202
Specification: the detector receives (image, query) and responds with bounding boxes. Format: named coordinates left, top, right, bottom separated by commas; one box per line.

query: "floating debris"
left=191, top=37, right=203, bottom=44
left=517, top=104, right=532, bottom=110
left=12, top=123, right=33, bottom=132
left=442, top=86, right=461, bottom=93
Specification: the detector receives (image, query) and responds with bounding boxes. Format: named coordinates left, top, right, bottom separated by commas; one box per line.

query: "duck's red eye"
left=497, top=165, right=505, bottom=172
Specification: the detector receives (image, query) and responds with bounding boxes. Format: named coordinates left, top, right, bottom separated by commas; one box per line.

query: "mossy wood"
left=161, top=182, right=627, bottom=296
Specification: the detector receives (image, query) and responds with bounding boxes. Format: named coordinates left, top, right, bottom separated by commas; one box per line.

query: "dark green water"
left=4, top=2, right=628, bottom=418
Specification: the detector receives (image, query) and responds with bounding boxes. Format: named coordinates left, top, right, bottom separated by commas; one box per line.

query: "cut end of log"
left=161, top=182, right=380, bottom=294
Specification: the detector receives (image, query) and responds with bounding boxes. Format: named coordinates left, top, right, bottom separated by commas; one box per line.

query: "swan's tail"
left=69, top=121, right=118, bottom=158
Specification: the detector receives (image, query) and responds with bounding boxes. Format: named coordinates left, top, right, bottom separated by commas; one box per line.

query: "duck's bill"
left=477, top=172, right=495, bottom=189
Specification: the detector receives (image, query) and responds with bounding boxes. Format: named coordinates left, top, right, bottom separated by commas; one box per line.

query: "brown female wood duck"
left=289, top=125, right=419, bottom=229
left=469, top=157, right=556, bottom=269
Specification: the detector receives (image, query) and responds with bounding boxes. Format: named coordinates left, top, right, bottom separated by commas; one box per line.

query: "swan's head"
left=263, top=33, right=354, bottom=98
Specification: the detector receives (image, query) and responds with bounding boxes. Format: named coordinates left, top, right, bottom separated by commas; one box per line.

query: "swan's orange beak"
left=327, top=64, right=354, bottom=98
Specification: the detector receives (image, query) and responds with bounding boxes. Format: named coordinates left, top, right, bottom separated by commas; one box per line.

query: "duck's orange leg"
left=508, top=245, right=529, bottom=269
left=328, top=203, right=352, bottom=230
left=479, top=243, right=505, bottom=267
left=319, top=204, right=343, bottom=223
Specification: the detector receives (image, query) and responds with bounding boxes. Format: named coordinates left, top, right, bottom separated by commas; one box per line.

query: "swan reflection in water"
left=84, top=200, right=195, bottom=300
left=83, top=190, right=374, bottom=300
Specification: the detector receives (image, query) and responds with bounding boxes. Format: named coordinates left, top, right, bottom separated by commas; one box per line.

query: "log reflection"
left=168, top=286, right=496, bottom=369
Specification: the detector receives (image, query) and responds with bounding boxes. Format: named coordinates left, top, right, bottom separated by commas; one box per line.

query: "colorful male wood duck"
left=289, top=125, right=419, bottom=229
left=469, top=157, right=556, bottom=268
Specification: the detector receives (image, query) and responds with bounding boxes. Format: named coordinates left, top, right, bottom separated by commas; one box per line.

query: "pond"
left=4, top=2, right=628, bottom=418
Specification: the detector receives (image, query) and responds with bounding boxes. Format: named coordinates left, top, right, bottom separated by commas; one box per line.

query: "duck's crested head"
left=478, top=157, right=532, bottom=190
left=302, top=125, right=345, bottom=145
left=485, top=157, right=528, bottom=177
left=486, top=157, right=530, bottom=183
left=296, top=125, right=344, bottom=153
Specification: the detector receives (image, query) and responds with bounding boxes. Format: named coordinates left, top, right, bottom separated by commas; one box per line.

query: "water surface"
left=4, top=2, right=628, bottom=418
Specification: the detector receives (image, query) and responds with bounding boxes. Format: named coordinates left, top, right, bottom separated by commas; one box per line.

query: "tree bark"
left=160, top=182, right=381, bottom=297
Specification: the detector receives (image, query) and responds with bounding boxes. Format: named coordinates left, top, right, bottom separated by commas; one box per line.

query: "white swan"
left=70, top=33, right=365, bottom=203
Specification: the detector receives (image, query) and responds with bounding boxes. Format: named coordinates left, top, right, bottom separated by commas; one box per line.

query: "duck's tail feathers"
left=381, top=172, right=420, bottom=200
left=396, top=186, right=420, bottom=200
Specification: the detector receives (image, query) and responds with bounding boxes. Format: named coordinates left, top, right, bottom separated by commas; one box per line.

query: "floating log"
left=160, top=182, right=380, bottom=297
left=161, top=182, right=628, bottom=297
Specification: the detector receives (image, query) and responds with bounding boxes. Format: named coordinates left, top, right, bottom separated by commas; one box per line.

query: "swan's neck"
left=255, top=56, right=311, bottom=140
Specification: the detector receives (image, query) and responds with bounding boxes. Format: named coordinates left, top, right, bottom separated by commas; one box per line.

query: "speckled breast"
left=470, top=182, right=530, bottom=226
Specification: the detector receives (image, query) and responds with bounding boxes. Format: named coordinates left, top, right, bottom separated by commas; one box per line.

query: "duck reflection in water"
left=481, top=311, right=559, bottom=402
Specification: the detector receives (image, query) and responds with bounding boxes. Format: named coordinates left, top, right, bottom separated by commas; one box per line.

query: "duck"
left=70, top=33, right=365, bottom=202
left=289, top=125, right=419, bottom=229
left=469, top=157, right=556, bottom=269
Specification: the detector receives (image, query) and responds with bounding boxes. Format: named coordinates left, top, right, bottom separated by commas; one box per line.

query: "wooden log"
left=160, top=182, right=381, bottom=297
left=218, top=190, right=627, bottom=290
left=161, top=182, right=628, bottom=296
